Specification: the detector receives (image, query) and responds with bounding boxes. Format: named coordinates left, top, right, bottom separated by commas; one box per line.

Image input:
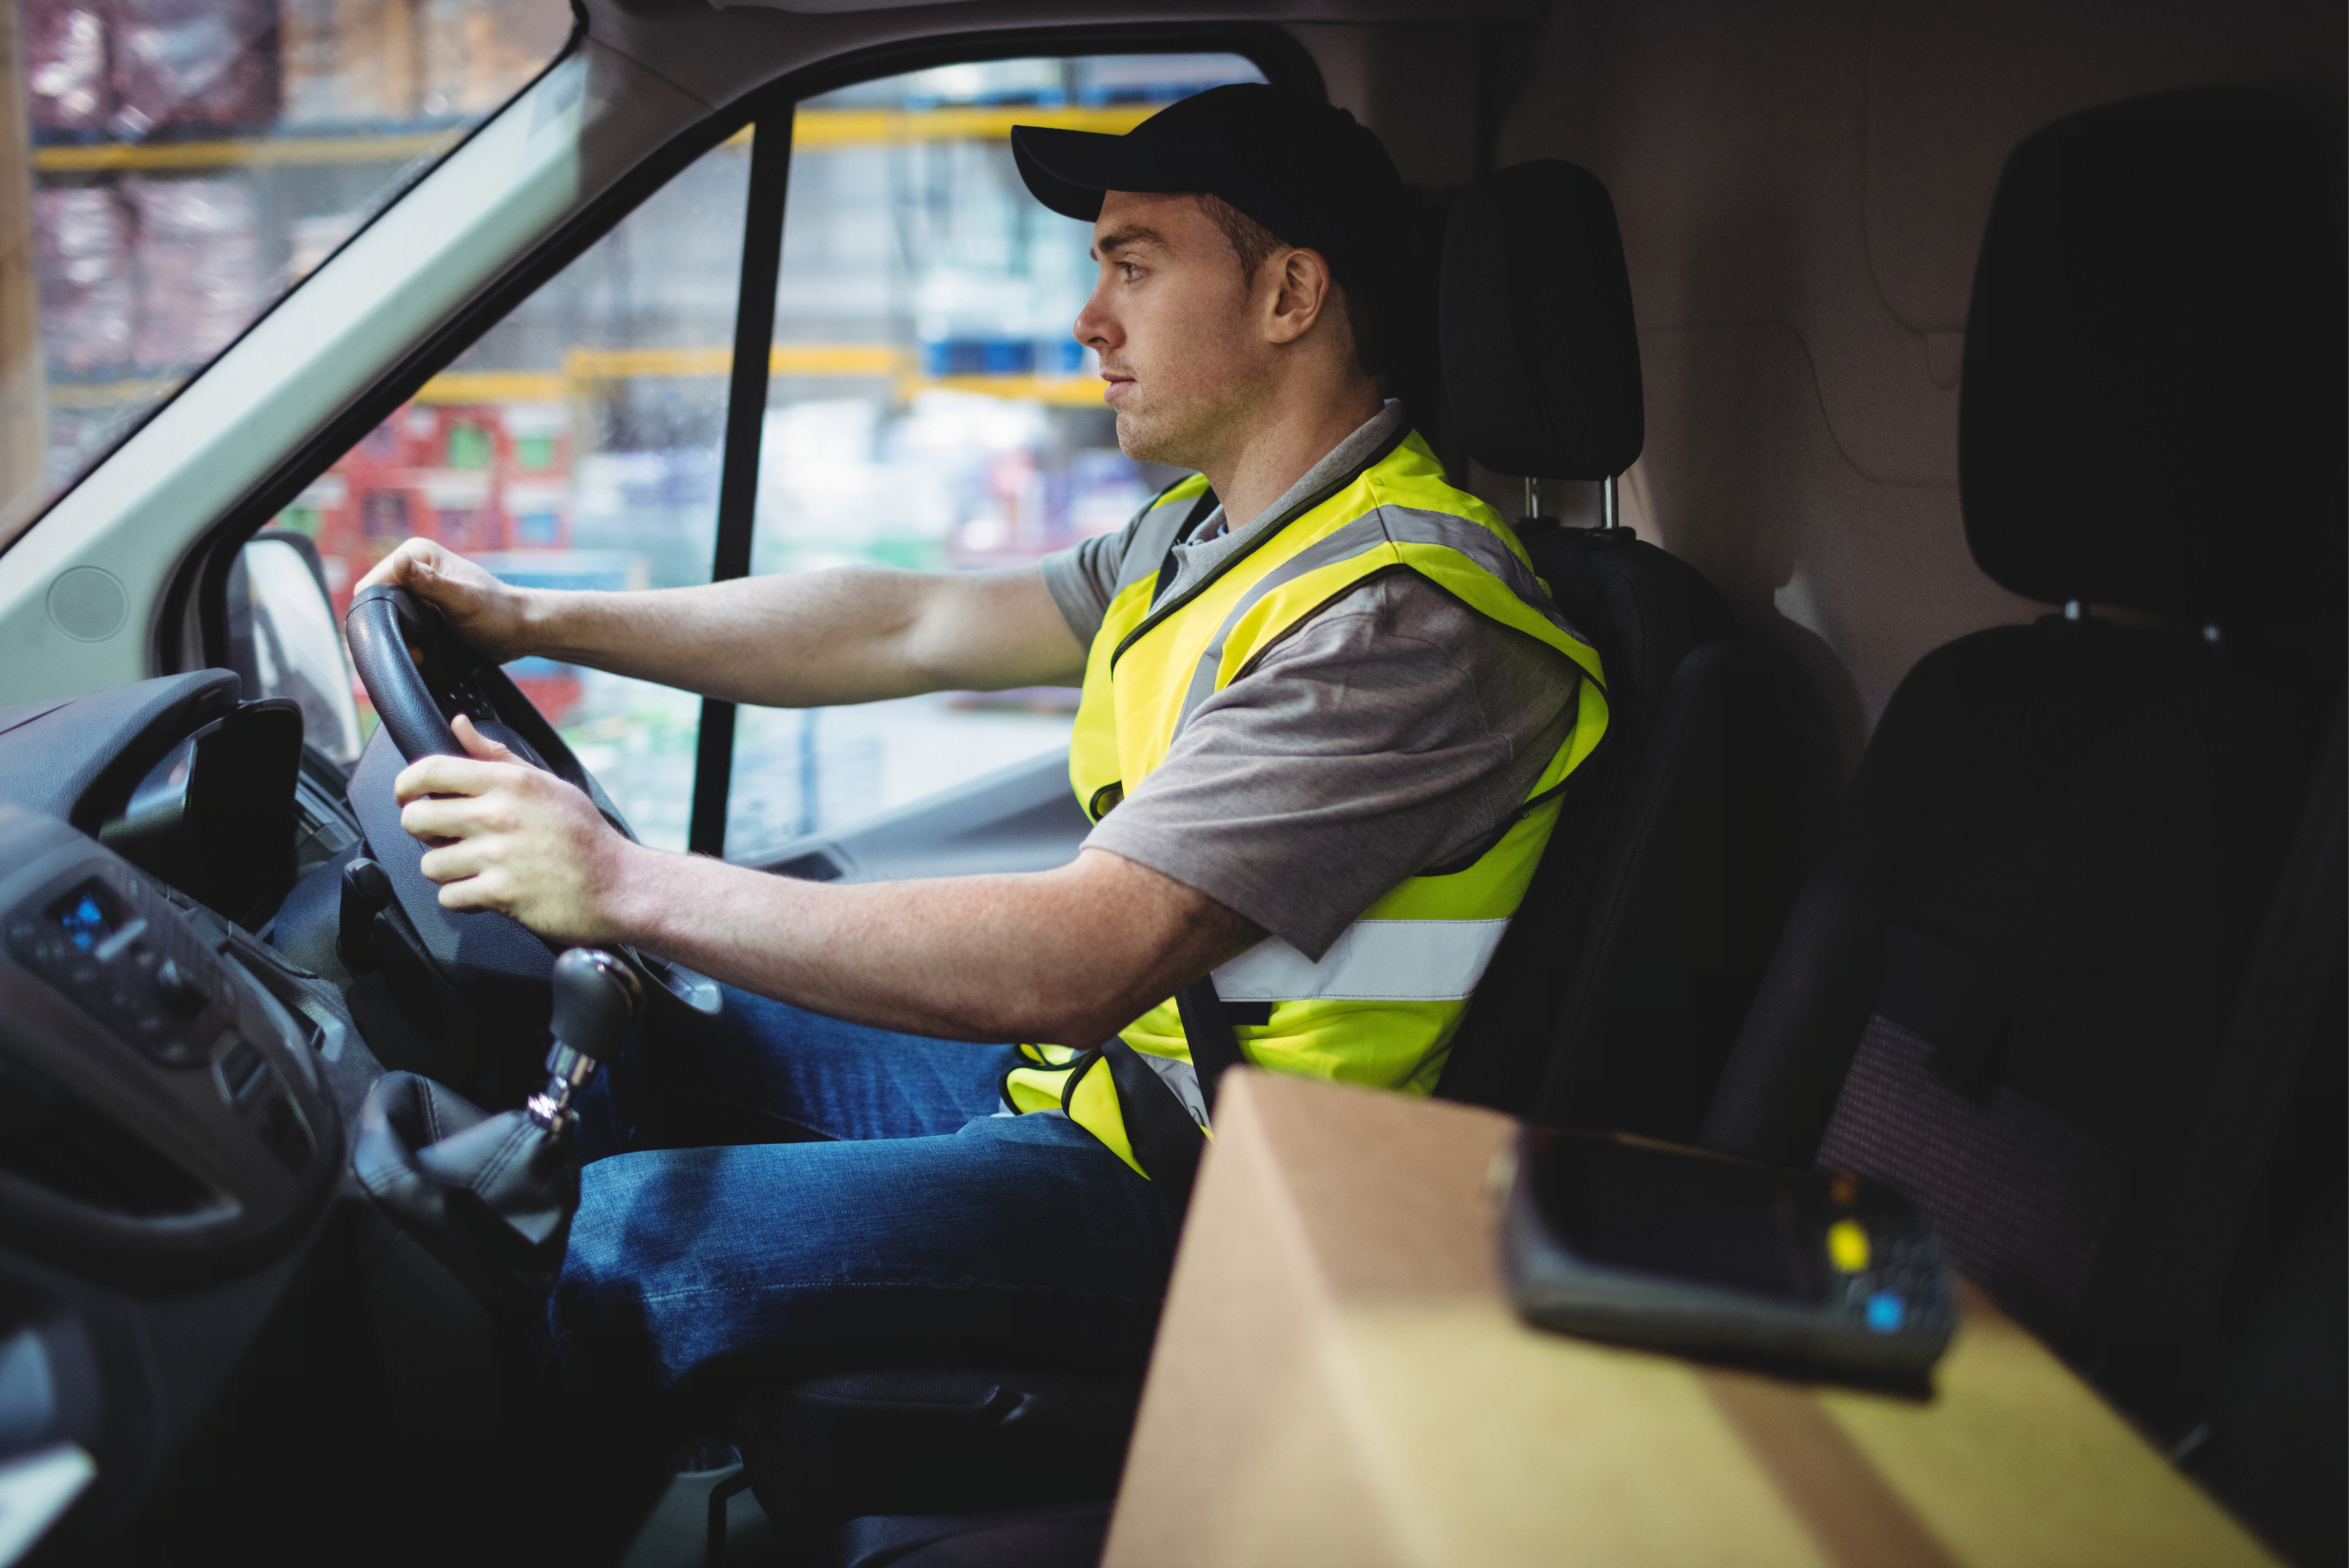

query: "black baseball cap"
left=1011, top=84, right=1404, bottom=293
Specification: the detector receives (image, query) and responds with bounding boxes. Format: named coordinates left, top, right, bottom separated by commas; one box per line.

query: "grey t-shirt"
left=1038, top=404, right=1589, bottom=961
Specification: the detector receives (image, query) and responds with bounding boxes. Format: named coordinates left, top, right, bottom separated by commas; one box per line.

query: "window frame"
left=174, top=22, right=1322, bottom=852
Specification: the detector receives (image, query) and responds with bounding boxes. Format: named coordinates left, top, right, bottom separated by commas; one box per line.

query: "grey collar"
left=1163, top=402, right=1408, bottom=624
left=1191, top=400, right=1407, bottom=547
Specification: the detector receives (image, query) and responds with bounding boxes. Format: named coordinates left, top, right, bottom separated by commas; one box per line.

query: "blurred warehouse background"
left=0, top=6, right=1260, bottom=856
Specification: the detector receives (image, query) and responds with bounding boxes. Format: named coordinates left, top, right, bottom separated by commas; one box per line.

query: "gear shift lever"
left=528, top=948, right=644, bottom=1133
left=352, top=948, right=644, bottom=1302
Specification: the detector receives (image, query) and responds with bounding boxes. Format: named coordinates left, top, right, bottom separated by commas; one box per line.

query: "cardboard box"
left=1106, top=1073, right=2279, bottom=1568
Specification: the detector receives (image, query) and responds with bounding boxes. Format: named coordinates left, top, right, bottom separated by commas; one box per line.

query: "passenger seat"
left=1696, top=87, right=2344, bottom=1565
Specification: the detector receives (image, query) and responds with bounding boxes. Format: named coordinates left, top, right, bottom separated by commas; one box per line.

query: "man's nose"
left=1073, top=287, right=1116, bottom=351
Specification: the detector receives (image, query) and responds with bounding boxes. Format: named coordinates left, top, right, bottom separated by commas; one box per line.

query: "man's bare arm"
left=608, top=846, right=1259, bottom=1046
left=394, top=722, right=1263, bottom=1044
left=355, top=538, right=1086, bottom=706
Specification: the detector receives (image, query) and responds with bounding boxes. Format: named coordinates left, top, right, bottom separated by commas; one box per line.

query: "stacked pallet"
left=14, top=0, right=567, bottom=495
left=23, top=0, right=567, bottom=137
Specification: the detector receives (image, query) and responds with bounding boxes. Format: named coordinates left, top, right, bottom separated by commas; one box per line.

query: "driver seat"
left=1430, top=158, right=1812, bottom=1139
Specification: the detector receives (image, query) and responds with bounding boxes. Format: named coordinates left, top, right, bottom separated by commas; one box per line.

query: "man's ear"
left=1262, top=246, right=1335, bottom=347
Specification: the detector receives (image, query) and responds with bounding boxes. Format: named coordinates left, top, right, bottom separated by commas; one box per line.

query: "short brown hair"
left=1195, top=193, right=1384, bottom=379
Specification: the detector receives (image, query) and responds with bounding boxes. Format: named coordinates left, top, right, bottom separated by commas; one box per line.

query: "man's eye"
left=1119, top=262, right=1142, bottom=281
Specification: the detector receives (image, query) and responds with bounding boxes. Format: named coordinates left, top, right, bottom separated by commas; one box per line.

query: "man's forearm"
left=395, top=725, right=1262, bottom=1040
left=518, top=566, right=1081, bottom=708
left=603, top=845, right=1261, bottom=1047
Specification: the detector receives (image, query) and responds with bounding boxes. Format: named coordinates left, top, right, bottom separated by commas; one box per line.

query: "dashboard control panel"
left=11, top=877, right=229, bottom=1069
left=0, top=806, right=341, bottom=1282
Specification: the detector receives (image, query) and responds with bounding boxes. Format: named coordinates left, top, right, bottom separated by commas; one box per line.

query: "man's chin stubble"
left=1115, top=407, right=1198, bottom=470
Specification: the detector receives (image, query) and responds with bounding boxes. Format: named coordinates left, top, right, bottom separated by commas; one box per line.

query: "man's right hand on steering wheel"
left=354, top=538, right=537, bottom=665
left=395, top=717, right=646, bottom=947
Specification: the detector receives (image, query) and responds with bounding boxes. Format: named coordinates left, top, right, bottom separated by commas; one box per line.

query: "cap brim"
left=1012, top=125, right=1192, bottom=222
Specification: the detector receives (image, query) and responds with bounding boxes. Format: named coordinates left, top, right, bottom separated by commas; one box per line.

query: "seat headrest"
left=1960, top=88, right=2346, bottom=636
left=1439, top=161, right=1644, bottom=482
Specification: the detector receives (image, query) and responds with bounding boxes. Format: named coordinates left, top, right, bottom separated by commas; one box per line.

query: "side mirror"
left=227, top=529, right=365, bottom=767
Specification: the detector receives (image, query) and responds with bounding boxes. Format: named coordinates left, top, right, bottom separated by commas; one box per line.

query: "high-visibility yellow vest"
left=1003, top=427, right=1609, bottom=1180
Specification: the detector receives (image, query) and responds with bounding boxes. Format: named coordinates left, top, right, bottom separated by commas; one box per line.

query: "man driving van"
left=356, top=84, right=1607, bottom=1417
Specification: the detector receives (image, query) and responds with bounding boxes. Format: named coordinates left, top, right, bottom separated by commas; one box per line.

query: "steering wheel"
left=341, top=582, right=718, bottom=1025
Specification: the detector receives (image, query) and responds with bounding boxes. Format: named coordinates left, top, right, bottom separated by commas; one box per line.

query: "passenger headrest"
left=1439, top=161, right=1644, bottom=481
left=1961, top=88, right=2346, bottom=636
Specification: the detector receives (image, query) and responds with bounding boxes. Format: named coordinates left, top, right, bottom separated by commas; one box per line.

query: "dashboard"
left=0, top=671, right=379, bottom=1561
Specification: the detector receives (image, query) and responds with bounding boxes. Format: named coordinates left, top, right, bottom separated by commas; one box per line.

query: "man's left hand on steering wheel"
left=393, top=714, right=647, bottom=947
left=353, top=537, right=537, bottom=663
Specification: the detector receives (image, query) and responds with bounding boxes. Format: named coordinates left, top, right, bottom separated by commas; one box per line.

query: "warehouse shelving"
left=30, top=103, right=1155, bottom=175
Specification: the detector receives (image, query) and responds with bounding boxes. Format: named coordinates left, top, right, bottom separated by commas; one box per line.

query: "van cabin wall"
left=1335, top=0, right=2341, bottom=776
left=1293, top=23, right=1483, bottom=192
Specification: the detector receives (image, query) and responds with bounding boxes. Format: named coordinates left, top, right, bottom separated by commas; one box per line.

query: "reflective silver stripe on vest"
left=1134, top=1048, right=1210, bottom=1130
left=1113, top=488, right=1209, bottom=597
left=1211, top=917, right=1512, bottom=1002
left=1174, top=505, right=1583, bottom=733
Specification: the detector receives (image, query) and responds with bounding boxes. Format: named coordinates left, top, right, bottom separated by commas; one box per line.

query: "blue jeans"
left=548, top=985, right=1178, bottom=1432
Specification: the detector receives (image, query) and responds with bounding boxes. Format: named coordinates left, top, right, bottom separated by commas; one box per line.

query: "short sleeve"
left=1039, top=528, right=1131, bottom=648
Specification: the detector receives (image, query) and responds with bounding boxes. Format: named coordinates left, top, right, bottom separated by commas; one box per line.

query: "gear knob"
left=552, top=947, right=644, bottom=1063
left=526, top=948, right=645, bottom=1133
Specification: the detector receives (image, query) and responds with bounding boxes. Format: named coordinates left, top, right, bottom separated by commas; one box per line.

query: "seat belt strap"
left=1176, top=975, right=1249, bottom=1112
left=1100, top=1038, right=1206, bottom=1223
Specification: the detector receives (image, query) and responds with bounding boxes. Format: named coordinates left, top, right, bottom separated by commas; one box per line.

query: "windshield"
left=0, top=0, right=575, bottom=545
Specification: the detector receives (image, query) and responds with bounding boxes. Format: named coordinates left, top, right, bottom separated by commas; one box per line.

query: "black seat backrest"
left=1432, top=161, right=1808, bottom=1139
left=1700, top=85, right=2344, bottom=1419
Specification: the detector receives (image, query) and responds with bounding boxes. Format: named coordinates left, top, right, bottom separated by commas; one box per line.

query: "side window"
left=721, top=54, right=1262, bottom=862
left=278, top=49, right=1266, bottom=857
left=283, top=130, right=754, bottom=849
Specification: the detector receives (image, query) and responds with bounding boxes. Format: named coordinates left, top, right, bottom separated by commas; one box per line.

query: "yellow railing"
left=408, top=344, right=1103, bottom=408
left=30, top=103, right=1159, bottom=174
left=411, top=344, right=909, bottom=403
left=787, top=104, right=1154, bottom=147
left=48, top=375, right=183, bottom=410
left=48, top=344, right=1105, bottom=411
left=563, top=343, right=905, bottom=380
left=34, top=131, right=462, bottom=173
left=914, top=372, right=1106, bottom=408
